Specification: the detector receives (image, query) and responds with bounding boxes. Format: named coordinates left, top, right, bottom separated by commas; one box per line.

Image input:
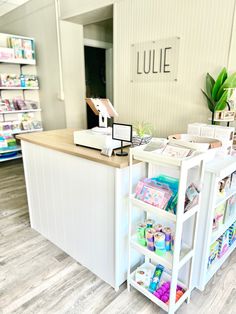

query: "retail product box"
left=224, top=195, right=236, bottom=223
left=218, top=230, right=230, bottom=258
left=168, top=134, right=221, bottom=150
left=187, top=123, right=206, bottom=136
left=4, top=113, right=18, bottom=122
left=168, top=134, right=222, bottom=161
left=200, top=125, right=215, bottom=138
left=0, top=47, right=14, bottom=60
left=214, top=126, right=234, bottom=142
left=208, top=241, right=219, bottom=267
left=0, top=73, right=20, bottom=87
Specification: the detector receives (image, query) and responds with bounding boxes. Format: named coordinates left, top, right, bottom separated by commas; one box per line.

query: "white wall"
left=114, top=0, right=236, bottom=136
left=0, top=0, right=66, bottom=130
left=229, top=1, right=236, bottom=71
left=60, top=21, right=86, bottom=129
left=84, top=19, right=113, bottom=43
left=1, top=0, right=235, bottom=134
left=60, top=0, right=114, bottom=20
left=59, top=0, right=236, bottom=137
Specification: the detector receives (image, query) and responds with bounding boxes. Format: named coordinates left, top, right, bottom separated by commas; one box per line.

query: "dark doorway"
left=84, top=46, right=106, bottom=129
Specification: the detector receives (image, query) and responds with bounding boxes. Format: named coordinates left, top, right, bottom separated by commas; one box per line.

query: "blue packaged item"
left=154, top=175, right=179, bottom=214
left=20, top=74, right=25, bottom=87
left=148, top=264, right=164, bottom=293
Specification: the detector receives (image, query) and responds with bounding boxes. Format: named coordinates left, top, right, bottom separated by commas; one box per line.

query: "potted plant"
left=132, top=121, right=153, bottom=146
left=202, top=68, right=236, bottom=124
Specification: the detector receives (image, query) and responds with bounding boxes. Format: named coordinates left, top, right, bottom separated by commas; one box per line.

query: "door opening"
left=83, top=17, right=113, bottom=129
left=84, top=46, right=106, bottom=128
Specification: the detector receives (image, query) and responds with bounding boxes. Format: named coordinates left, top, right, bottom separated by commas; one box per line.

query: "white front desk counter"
left=17, top=129, right=145, bottom=290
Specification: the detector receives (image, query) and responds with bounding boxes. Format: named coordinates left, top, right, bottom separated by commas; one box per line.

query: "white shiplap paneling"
left=114, top=0, right=236, bottom=137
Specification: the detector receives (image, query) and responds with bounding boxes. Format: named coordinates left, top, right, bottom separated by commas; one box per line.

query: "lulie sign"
left=131, top=37, right=180, bottom=82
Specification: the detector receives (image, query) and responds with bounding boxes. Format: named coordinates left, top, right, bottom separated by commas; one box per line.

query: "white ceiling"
left=0, top=0, right=30, bottom=17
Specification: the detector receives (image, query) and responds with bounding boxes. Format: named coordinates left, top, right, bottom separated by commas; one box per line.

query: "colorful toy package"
left=135, top=178, right=173, bottom=209
left=213, top=202, right=226, bottom=230
left=229, top=222, right=236, bottom=246
left=154, top=175, right=179, bottom=214
left=208, top=240, right=219, bottom=267
left=225, top=195, right=236, bottom=222
left=148, top=264, right=164, bottom=293
left=218, top=230, right=230, bottom=258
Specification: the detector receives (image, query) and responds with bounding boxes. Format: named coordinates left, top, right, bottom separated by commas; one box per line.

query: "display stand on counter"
left=127, top=144, right=205, bottom=314
left=194, top=156, right=236, bottom=291
left=0, top=33, right=42, bottom=162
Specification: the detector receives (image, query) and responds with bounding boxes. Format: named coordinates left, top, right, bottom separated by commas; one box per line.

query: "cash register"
left=73, top=98, right=127, bottom=151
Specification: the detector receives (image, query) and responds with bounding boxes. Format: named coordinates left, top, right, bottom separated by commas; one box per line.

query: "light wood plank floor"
left=0, top=160, right=235, bottom=314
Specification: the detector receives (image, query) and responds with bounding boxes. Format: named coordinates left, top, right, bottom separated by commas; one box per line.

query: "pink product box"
left=0, top=47, right=14, bottom=60
left=135, top=179, right=172, bottom=209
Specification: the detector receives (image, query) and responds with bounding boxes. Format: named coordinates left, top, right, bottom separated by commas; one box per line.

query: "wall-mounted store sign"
left=131, top=37, right=180, bottom=82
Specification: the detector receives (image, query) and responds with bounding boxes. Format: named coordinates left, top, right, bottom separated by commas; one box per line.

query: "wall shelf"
left=11, top=128, right=43, bottom=135
left=0, top=109, right=41, bottom=114
left=0, top=87, right=39, bottom=90
left=0, top=58, right=36, bottom=65
left=0, top=152, right=22, bottom=162
left=0, top=145, right=21, bottom=154
left=0, top=32, right=42, bottom=162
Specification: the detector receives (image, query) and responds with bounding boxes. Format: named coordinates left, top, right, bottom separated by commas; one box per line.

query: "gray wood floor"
left=0, top=160, right=235, bottom=314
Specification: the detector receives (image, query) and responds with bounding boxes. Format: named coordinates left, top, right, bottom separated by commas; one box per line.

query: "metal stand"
left=116, top=141, right=128, bottom=156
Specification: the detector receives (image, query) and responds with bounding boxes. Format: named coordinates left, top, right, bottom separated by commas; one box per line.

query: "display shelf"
left=211, top=215, right=236, bottom=244
left=0, top=145, right=21, bottom=154
left=215, top=188, right=236, bottom=208
left=130, top=194, right=199, bottom=223
left=206, top=240, right=236, bottom=284
left=0, top=152, right=22, bottom=162
left=0, top=86, right=39, bottom=90
left=0, top=109, right=41, bottom=114
left=129, top=262, right=189, bottom=313
left=128, top=145, right=205, bottom=312
left=182, top=204, right=199, bottom=222
left=206, top=155, right=236, bottom=178
left=11, top=128, right=43, bottom=135
left=194, top=156, right=236, bottom=291
left=0, top=58, right=36, bottom=65
left=130, top=144, right=205, bottom=169
left=131, top=235, right=192, bottom=270
left=129, top=194, right=176, bottom=222
left=208, top=117, right=234, bottom=122
left=0, top=32, right=41, bottom=163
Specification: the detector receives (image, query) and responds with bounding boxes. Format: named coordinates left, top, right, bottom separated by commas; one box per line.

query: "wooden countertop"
left=17, top=128, right=133, bottom=169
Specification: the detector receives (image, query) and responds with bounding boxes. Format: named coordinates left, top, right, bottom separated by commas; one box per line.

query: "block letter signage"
left=131, top=37, right=180, bottom=82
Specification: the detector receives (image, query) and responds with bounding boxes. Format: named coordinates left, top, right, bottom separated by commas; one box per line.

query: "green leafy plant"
left=202, top=68, right=236, bottom=124
left=134, top=121, right=153, bottom=138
